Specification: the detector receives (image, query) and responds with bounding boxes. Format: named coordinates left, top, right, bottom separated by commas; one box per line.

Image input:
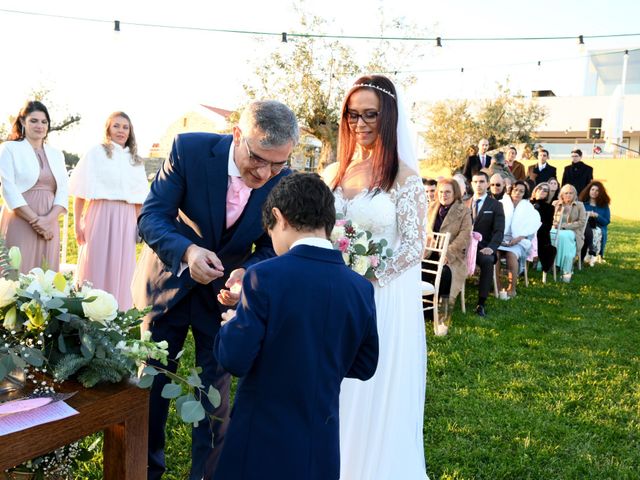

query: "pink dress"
left=75, top=200, right=138, bottom=310
left=0, top=149, right=60, bottom=273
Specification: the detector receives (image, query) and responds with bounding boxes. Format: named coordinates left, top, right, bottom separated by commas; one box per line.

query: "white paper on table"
left=0, top=400, right=78, bottom=436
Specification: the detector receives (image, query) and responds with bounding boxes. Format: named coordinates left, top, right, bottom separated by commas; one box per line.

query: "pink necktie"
left=226, top=176, right=252, bottom=228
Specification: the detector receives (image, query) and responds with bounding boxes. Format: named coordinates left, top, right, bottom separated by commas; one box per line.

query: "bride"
left=323, top=75, right=429, bottom=479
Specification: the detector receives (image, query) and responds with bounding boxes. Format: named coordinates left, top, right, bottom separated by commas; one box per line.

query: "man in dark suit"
left=213, top=173, right=378, bottom=480
left=562, top=148, right=593, bottom=196
left=528, top=148, right=557, bottom=185
left=470, top=171, right=504, bottom=316
left=131, top=101, right=299, bottom=480
left=463, top=138, right=491, bottom=181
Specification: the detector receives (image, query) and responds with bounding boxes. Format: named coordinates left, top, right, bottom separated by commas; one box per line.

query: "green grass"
left=67, top=218, right=639, bottom=479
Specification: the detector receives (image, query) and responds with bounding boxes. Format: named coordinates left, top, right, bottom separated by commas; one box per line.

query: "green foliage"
left=243, top=6, right=429, bottom=170
left=63, top=150, right=80, bottom=169
left=421, top=84, right=547, bottom=173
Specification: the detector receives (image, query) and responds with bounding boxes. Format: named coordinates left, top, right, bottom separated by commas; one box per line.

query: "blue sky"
left=0, top=0, right=638, bottom=153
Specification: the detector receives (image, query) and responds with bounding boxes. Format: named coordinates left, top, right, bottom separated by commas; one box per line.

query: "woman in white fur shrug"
left=0, top=101, right=68, bottom=273
left=69, top=112, right=149, bottom=309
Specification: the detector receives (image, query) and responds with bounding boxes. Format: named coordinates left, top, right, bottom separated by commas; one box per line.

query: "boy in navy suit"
left=213, top=173, right=378, bottom=480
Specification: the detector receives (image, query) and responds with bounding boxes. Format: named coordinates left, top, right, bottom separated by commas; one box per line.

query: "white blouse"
left=69, top=142, right=149, bottom=204
left=0, top=140, right=68, bottom=211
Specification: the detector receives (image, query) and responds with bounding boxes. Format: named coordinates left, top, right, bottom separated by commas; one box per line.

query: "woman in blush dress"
left=69, top=112, right=149, bottom=309
left=0, top=100, right=68, bottom=273
left=323, top=75, right=429, bottom=480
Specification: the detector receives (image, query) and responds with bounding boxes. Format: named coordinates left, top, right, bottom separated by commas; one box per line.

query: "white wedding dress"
left=335, top=174, right=429, bottom=480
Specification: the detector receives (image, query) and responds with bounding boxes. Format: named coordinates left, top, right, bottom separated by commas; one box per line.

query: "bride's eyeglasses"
left=345, top=110, right=380, bottom=125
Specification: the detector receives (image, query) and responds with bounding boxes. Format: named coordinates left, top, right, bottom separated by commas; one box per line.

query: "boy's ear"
left=272, top=207, right=289, bottom=229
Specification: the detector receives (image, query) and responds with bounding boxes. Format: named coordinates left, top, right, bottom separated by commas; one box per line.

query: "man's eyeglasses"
left=490, top=183, right=503, bottom=187
left=243, top=137, right=289, bottom=174
left=345, top=110, right=380, bottom=125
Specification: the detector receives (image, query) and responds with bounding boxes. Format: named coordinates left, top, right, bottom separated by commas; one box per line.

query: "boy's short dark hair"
left=262, top=173, right=336, bottom=238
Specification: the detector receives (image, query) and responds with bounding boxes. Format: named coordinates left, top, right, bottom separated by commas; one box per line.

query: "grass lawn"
left=67, top=216, right=639, bottom=479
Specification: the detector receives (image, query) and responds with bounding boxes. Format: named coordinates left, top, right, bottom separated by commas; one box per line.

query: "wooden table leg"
left=103, top=407, right=149, bottom=480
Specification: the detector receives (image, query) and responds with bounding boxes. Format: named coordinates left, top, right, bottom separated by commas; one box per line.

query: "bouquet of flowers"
left=0, top=245, right=218, bottom=421
left=331, top=216, right=392, bottom=279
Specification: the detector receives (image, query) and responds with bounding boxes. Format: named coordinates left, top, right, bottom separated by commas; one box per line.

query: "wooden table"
left=0, top=379, right=149, bottom=479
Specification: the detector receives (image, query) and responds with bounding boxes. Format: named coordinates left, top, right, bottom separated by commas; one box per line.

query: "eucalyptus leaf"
left=23, top=347, right=44, bottom=367
left=353, top=244, right=367, bottom=255
left=80, top=333, right=95, bottom=358
left=57, top=335, right=67, bottom=353
left=9, top=351, right=26, bottom=369
left=187, top=371, right=203, bottom=388
left=386, top=248, right=393, bottom=257
left=180, top=400, right=206, bottom=424
left=142, top=365, right=160, bottom=376
left=161, top=383, right=183, bottom=399
left=207, top=385, right=221, bottom=408
left=175, top=392, right=196, bottom=413
left=137, top=374, right=155, bottom=389
left=45, top=297, right=65, bottom=310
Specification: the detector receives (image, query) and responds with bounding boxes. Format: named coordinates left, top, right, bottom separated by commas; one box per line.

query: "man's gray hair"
left=239, top=100, right=299, bottom=148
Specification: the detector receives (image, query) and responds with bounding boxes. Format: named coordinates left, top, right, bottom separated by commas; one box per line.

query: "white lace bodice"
left=334, top=175, right=427, bottom=286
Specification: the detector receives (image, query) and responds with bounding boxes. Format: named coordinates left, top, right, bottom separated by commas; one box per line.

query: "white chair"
left=421, top=232, right=451, bottom=328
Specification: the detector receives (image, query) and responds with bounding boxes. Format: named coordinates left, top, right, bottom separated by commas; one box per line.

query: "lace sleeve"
left=375, top=175, right=428, bottom=287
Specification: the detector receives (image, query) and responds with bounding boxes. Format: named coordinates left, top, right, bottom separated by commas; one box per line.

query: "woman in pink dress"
left=0, top=101, right=68, bottom=273
left=69, top=112, right=149, bottom=310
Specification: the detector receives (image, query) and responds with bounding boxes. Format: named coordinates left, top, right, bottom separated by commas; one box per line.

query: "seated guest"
left=497, top=181, right=541, bottom=297
left=483, top=151, right=515, bottom=182
left=453, top=173, right=472, bottom=201
left=505, top=146, right=526, bottom=180
left=530, top=182, right=556, bottom=272
left=551, top=184, right=586, bottom=282
left=562, top=149, right=593, bottom=197
left=489, top=173, right=507, bottom=200
left=547, top=177, right=560, bottom=204
left=422, top=178, right=437, bottom=206
left=469, top=171, right=504, bottom=316
left=579, top=180, right=611, bottom=264
left=424, top=178, right=472, bottom=335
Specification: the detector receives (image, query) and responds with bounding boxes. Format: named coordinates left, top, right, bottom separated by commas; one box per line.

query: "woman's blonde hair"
left=102, top=111, right=142, bottom=165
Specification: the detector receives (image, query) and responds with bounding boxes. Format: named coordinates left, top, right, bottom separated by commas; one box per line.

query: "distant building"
left=532, top=48, right=640, bottom=159
left=150, top=105, right=234, bottom=159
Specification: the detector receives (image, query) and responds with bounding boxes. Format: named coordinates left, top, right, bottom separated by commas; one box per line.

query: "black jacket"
left=562, top=161, right=593, bottom=196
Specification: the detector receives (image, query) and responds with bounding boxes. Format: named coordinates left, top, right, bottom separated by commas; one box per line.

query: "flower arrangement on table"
left=0, top=244, right=219, bottom=479
left=330, top=215, right=392, bottom=279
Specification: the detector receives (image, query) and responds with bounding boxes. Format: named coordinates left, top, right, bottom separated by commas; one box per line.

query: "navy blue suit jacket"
left=213, top=245, right=378, bottom=480
left=132, top=133, right=288, bottom=328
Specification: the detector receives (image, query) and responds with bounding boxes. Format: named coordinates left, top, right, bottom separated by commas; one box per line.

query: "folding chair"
left=421, top=232, right=450, bottom=328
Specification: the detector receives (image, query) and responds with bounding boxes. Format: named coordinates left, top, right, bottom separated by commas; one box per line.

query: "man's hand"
left=184, top=244, right=224, bottom=284
left=479, top=247, right=494, bottom=255
left=217, top=268, right=245, bottom=307
left=220, top=308, right=236, bottom=327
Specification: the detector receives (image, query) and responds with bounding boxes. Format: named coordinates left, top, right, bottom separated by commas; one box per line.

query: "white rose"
left=330, top=225, right=346, bottom=242
left=0, top=277, right=18, bottom=308
left=82, top=288, right=118, bottom=325
left=353, top=255, right=370, bottom=276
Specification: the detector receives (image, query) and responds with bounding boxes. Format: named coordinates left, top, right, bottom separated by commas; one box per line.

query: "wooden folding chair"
left=421, top=232, right=451, bottom=327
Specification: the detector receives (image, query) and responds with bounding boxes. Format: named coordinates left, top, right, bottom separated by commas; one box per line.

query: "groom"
left=131, top=100, right=298, bottom=480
